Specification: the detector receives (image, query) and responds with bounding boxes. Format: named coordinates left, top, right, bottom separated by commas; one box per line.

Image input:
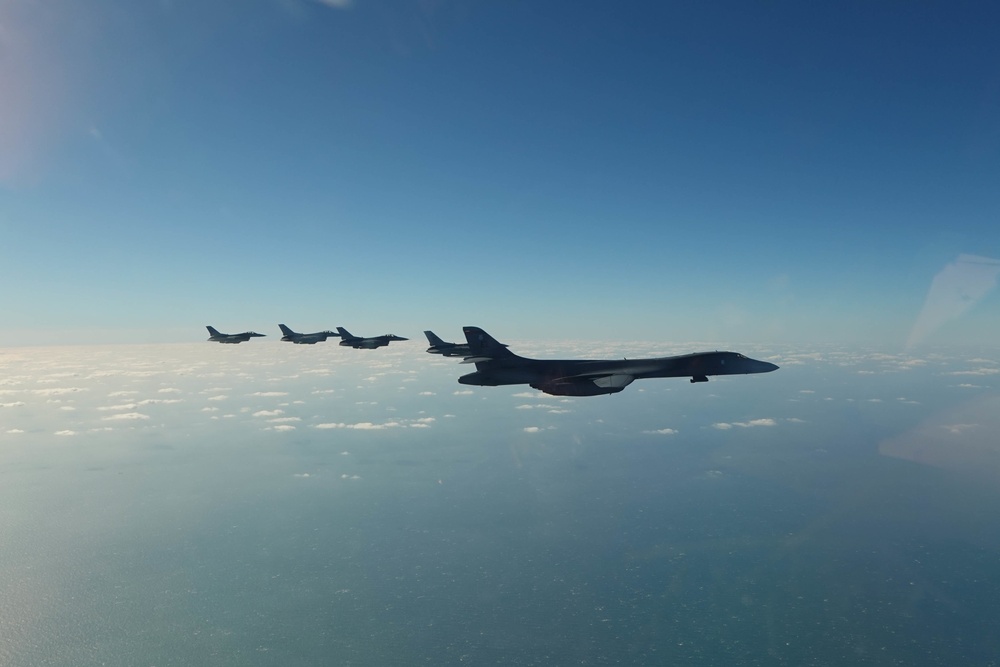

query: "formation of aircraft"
left=206, top=326, right=266, bottom=344
left=205, top=325, right=779, bottom=397
left=279, top=324, right=337, bottom=345
left=208, top=324, right=407, bottom=348
left=452, top=326, right=779, bottom=396
left=337, top=327, right=408, bottom=349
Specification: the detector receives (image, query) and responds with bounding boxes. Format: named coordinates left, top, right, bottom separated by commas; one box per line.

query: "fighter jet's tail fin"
left=424, top=331, right=447, bottom=346
left=462, top=327, right=518, bottom=361
left=336, top=327, right=355, bottom=339
left=278, top=324, right=294, bottom=336
left=206, top=326, right=221, bottom=336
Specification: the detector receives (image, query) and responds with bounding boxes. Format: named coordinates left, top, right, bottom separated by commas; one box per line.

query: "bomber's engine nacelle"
left=690, top=375, right=709, bottom=383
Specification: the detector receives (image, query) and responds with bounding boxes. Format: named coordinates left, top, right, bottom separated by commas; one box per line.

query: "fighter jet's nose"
left=763, top=362, right=779, bottom=373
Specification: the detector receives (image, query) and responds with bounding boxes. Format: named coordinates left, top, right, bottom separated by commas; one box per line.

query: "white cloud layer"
left=713, top=418, right=777, bottom=430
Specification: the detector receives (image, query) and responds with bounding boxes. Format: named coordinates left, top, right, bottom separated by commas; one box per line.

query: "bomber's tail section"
left=462, top=326, right=518, bottom=362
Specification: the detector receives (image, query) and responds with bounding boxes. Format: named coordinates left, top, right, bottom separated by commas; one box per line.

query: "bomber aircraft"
left=423, top=330, right=507, bottom=357
left=337, top=327, right=408, bottom=349
left=454, top=326, right=778, bottom=396
left=279, top=324, right=338, bottom=344
left=206, top=326, right=266, bottom=344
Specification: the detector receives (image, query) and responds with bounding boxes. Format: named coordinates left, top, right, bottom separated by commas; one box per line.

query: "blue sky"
left=2, top=0, right=998, bottom=347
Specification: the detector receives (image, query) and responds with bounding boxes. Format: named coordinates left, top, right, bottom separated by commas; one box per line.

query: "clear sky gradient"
left=2, top=1, right=998, bottom=347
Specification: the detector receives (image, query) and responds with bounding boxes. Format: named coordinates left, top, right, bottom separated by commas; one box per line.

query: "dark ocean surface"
left=2, top=343, right=998, bottom=665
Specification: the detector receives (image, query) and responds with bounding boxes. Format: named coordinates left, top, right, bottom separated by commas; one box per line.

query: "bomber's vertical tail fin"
left=462, top=327, right=517, bottom=360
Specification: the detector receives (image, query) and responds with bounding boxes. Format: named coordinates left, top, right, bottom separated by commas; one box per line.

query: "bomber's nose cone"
left=763, top=362, right=779, bottom=373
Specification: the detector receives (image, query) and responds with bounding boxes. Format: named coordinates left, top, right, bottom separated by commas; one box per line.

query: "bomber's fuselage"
left=458, top=351, right=778, bottom=387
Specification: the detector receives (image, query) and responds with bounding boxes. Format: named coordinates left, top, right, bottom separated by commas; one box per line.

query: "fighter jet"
left=278, top=324, right=338, bottom=344
left=424, top=330, right=507, bottom=357
left=206, top=325, right=266, bottom=344
left=336, top=327, right=408, bottom=349
left=455, top=326, right=778, bottom=396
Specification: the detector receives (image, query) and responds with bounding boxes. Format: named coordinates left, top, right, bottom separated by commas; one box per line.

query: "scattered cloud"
left=253, top=409, right=284, bottom=417
left=31, top=387, right=88, bottom=396
left=101, top=412, right=150, bottom=421
left=251, top=391, right=289, bottom=397
left=644, top=428, right=678, bottom=435
left=523, top=426, right=541, bottom=433
left=314, top=0, right=353, bottom=9
left=942, top=423, right=978, bottom=435
left=54, top=430, right=77, bottom=436
left=315, top=421, right=403, bottom=430
left=453, top=390, right=474, bottom=395
left=269, top=425, right=296, bottom=432
left=944, top=368, right=1000, bottom=376
left=713, top=418, right=777, bottom=430
left=97, top=403, right=137, bottom=411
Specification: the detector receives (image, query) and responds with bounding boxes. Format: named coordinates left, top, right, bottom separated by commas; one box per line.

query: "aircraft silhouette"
left=337, top=327, right=408, bottom=349
left=206, top=326, right=266, bottom=344
left=454, top=326, right=778, bottom=396
left=279, top=324, right=337, bottom=344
